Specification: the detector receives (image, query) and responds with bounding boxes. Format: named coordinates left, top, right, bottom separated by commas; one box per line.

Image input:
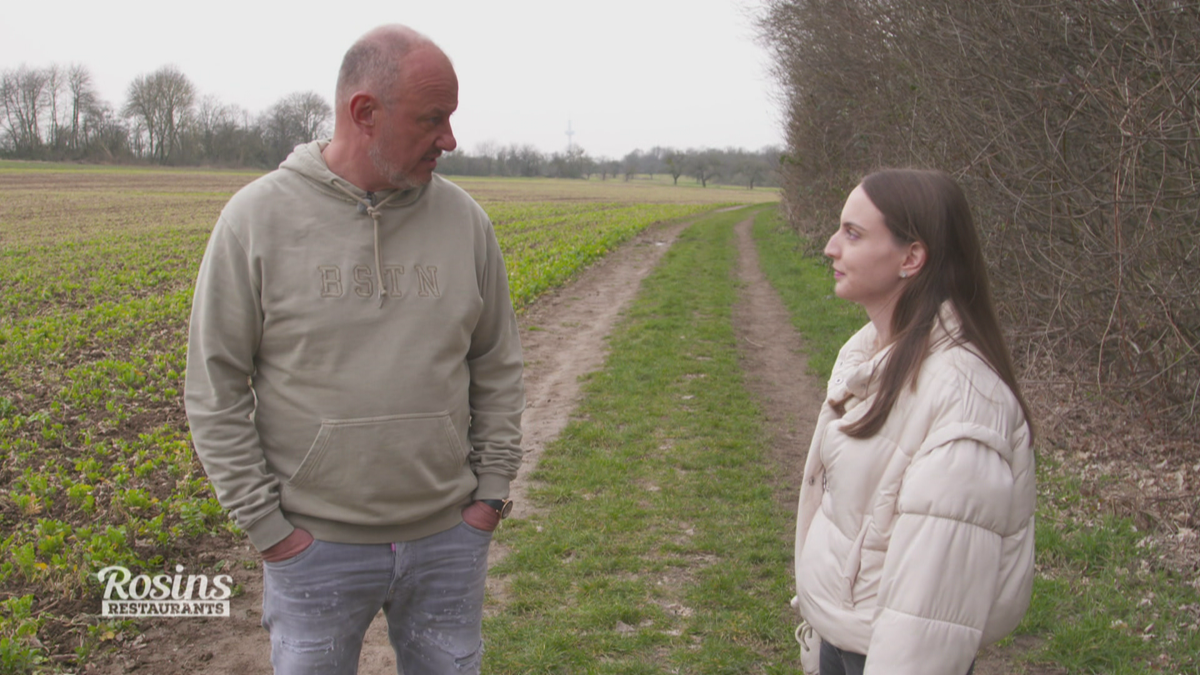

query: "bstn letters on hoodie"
left=318, top=264, right=440, bottom=299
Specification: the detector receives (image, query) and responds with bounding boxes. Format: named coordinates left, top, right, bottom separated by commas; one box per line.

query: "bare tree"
left=663, top=149, right=685, bottom=185
left=687, top=149, right=720, bottom=188
left=594, top=157, right=614, bottom=180
left=260, top=91, right=331, bottom=165
left=496, top=143, right=543, bottom=177
left=621, top=150, right=642, bottom=181
left=81, top=102, right=129, bottom=161
left=0, top=66, right=50, bottom=156
left=548, top=146, right=590, bottom=179
left=0, top=63, right=108, bottom=159
left=194, top=95, right=227, bottom=158
left=474, top=140, right=498, bottom=175
left=193, top=95, right=262, bottom=165
left=44, top=64, right=64, bottom=150
left=292, top=91, right=331, bottom=143
left=65, top=64, right=97, bottom=153
left=739, top=157, right=765, bottom=190
left=123, top=65, right=196, bottom=163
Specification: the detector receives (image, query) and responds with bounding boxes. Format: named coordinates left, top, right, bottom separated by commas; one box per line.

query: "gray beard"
left=368, top=143, right=425, bottom=191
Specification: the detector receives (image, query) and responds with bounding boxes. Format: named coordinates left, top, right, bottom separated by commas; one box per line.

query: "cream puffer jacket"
left=793, top=307, right=1035, bottom=675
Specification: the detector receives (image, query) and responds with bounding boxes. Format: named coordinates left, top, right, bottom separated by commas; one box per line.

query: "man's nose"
left=438, top=124, right=457, bottom=153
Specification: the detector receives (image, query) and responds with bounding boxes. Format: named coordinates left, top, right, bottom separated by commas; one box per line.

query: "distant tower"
left=566, top=120, right=575, bottom=152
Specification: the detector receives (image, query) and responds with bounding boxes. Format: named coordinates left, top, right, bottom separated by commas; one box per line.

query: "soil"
left=730, top=216, right=822, bottom=506
left=86, top=216, right=695, bottom=673
left=83, top=213, right=1053, bottom=674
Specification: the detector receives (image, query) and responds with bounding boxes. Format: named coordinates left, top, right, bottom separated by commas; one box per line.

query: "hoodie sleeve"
left=464, top=217, right=525, bottom=500
left=184, top=215, right=293, bottom=551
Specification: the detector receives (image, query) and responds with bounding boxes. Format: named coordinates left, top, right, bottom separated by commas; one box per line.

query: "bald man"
left=185, top=25, right=524, bottom=674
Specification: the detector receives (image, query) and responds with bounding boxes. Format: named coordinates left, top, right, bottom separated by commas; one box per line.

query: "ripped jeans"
left=262, top=521, right=492, bottom=675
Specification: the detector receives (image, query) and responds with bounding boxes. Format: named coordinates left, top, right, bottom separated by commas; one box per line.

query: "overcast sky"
left=0, top=0, right=784, bottom=160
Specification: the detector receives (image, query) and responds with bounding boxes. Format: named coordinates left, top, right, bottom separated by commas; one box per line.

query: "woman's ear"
left=901, top=241, right=927, bottom=279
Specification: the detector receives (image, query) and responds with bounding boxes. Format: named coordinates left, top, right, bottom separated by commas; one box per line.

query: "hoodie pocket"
left=281, top=411, right=472, bottom=525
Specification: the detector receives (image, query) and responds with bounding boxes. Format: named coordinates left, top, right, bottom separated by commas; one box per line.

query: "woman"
left=792, top=169, right=1035, bottom=675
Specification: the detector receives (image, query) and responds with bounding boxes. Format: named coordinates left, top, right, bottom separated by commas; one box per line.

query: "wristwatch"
left=479, top=499, right=514, bottom=519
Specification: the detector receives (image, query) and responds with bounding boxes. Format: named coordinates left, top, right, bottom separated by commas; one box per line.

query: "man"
left=184, top=25, right=524, bottom=675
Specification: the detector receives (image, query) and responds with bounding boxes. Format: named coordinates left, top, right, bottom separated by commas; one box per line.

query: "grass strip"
left=751, top=211, right=1200, bottom=673
left=750, top=211, right=863, bottom=380
left=0, top=164, right=756, bottom=670
left=484, top=205, right=801, bottom=674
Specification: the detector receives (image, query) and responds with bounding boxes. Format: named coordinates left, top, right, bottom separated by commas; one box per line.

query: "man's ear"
left=347, top=92, right=378, bottom=135
left=901, top=241, right=927, bottom=278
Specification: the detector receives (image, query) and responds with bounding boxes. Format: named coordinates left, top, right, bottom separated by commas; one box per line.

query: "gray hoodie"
left=184, top=141, right=525, bottom=551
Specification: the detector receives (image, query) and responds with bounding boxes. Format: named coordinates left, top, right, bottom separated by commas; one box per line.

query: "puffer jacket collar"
left=830, top=303, right=963, bottom=414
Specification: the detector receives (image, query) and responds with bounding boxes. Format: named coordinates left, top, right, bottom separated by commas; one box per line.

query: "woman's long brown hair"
left=841, top=169, right=1033, bottom=439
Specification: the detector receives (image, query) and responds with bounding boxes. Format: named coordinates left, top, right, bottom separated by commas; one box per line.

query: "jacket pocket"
left=281, top=411, right=472, bottom=525
left=840, top=523, right=884, bottom=607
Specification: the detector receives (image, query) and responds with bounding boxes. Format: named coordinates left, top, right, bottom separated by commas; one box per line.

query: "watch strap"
left=479, top=499, right=513, bottom=519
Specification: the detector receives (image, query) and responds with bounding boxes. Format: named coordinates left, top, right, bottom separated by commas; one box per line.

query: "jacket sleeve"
left=464, top=218, right=525, bottom=500
left=184, top=216, right=293, bottom=552
left=863, top=423, right=1018, bottom=675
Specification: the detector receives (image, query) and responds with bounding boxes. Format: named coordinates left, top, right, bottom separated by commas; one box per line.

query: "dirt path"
left=91, top=217, right=697, bottom=674
left=730, top=215, right=823, bottom=671
left=730, top=216, right=823, bottom=501
left=91, top=212, right=1051, bottom=674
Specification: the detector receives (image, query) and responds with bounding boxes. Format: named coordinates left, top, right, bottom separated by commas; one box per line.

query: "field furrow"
left=0, top=165, right=761, bottom=670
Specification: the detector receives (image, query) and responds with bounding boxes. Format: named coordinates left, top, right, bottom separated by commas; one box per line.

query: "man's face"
left=368, top=47, right=458, bottom=190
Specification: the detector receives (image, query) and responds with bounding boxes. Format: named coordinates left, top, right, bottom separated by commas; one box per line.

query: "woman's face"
left=824, top=185, right=911, bottom=317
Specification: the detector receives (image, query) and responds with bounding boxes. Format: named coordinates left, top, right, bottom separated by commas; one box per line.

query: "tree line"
left=1, top=64, right=331, bottom=168
left=758, top=0, right=1200, bottom=430
left=0, top=62, right=780, bottom=188
left=438, top=145, right=781, bottom=188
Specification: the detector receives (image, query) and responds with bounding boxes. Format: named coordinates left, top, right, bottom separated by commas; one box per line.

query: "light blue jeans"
left=261, top=521, right=492, bottom=675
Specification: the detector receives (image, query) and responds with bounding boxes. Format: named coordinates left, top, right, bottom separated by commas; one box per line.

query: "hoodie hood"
left=278, top=140, right=427, bottom=210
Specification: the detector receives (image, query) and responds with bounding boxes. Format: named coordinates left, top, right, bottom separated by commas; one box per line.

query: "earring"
left=900, top=271, right=909, bottom=279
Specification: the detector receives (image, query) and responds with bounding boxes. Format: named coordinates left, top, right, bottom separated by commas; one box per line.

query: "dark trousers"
left=820, top=640, right=976, bottom=675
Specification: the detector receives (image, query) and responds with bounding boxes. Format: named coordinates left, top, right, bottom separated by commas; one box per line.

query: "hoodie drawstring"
left=370, top=201, right=386, bottom=308
left=331, top=183, right=404, bottom=307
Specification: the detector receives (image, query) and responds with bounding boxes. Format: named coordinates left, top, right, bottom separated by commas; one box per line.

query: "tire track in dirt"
left=730, top=214, right=822, bottom=672
left=731, top=215, right=823, bottom=502
left=92, top=212, right=1057, bottom=674
left=92, top=216, right=698, bottom=675
left=501, top=215, right=698, bottom=525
